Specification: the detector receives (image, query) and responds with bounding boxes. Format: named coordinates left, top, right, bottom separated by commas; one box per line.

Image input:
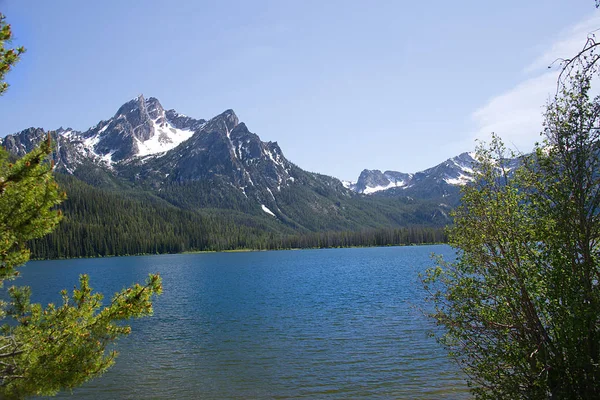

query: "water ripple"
left=21, top=246, right=470, bottom=399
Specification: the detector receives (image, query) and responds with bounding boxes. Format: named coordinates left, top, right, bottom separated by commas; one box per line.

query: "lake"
left=20, top=245, right=469, bottom=399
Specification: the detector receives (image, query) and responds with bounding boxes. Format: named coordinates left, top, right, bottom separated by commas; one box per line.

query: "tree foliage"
left=0, top=13, right=162, bottom=399
left=423, top=70, right=600, bottom=399
left=0, top=13, right=24, bottom=95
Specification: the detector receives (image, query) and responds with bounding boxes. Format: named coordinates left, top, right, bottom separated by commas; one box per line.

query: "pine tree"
left=0, top=13, right=162, bottom=398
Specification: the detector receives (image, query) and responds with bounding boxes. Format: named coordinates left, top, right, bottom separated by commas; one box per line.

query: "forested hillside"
left=29, top=174, right=447, bottom=258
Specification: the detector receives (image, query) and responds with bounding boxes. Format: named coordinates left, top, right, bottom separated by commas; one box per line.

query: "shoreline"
left=29, top=241, right=449, bottom=262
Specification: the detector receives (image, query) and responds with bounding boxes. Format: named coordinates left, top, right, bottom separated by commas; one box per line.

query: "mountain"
left=349, top=170, right=413, bottom=194
left=58, top=95, right=204, bottom=167
left=344, top=152, right=478, bottom=206
left=4, top=96, right=294, bottom=193
left=348, top=151, right=525, bottom=207
left=351, top=152, right=476, bottom=193
left=2, top=96, right=455, bottom=258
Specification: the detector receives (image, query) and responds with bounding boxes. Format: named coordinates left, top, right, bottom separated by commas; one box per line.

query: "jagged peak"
left=216, top=109, right=238, bottom=125
left=452, top=151, right=476, bottom=162
left=113, top=95, right=166, bottom=119
left=55, top=127, right=77, bottom=135
left=220, top=108, right=236, bottom=117
left=6, top=126, right=46, bottom=137
left=359, top=169, right=383, bottom=176
left=132, top=94, right=147, bottom=108
left=115, top=95, right=143, bottom=117
left=203, top=109, right=239, bottom=135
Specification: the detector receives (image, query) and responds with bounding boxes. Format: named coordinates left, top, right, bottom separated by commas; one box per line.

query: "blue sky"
left=0, top=1, right=596, bottom=181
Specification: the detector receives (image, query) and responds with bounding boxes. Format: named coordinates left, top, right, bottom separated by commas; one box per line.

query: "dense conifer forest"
left=28, top=174, right=447, bottom=259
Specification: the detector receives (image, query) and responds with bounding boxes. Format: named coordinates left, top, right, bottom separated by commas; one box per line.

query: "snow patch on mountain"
left=444, top=174, right=474, bottom=185
left=452, top=160, right=474, bottom=174
left=362, top=180, right=408, bottom=194
left=83, top=134, right=100, bottom=150
left=341, top=180, right=354, bottom=189
left=77, top=134, right=115, bottom=167
left=261, top=204, right=276, bottom=216
left=134, top=119, right=195, bottom=157
left=266, top=187, right=276, bottom=200
left=264, top=147, right=284, bottom=168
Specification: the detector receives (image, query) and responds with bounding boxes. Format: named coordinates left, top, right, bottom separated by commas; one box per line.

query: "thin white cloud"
left=525, top=14, right=600, bottom=73
left=471, top=71, right=557, bottom=151
left=471, top=12, right=600, bottom=153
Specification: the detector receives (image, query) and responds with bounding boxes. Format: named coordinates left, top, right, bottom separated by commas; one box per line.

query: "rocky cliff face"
left=129, top=109, right=297, bottom=201
left=351, top=169, right=413, bottom=194
left=81, top=95, right=202, bottom=162
left=2, top=97, right=365, bottom=225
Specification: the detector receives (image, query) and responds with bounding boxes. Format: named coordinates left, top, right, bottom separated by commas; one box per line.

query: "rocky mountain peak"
left=352, top=169, right=412, bottom=194
left=71, top=95, right=205, bottom=163
left=350, top=151, right=481, bottom=201
left=107, top=94, right=166, bottom=143
left=2, top=127, right=48, bottom=158
left=145, top=97, right=167, bottom=121
left=114, top=94, right=144, bottom=117
left=201, top=109, right=239, bottom=137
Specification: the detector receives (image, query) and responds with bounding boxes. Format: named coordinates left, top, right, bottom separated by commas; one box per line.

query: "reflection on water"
left=21, top=246, right=469, bottom=399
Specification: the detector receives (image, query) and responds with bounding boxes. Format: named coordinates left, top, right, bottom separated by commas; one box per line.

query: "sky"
left=0, top=1, right=597, bottom=181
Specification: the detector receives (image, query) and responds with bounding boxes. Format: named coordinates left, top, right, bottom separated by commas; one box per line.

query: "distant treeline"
left=259, top=227, right=447, bottom=251
left=30, top=224, right=447, bottom=259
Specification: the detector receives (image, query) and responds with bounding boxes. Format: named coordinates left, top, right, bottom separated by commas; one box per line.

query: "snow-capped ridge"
left=353, top=152, right=479, bottom=195
left=69, top=95, right=213, bottom=164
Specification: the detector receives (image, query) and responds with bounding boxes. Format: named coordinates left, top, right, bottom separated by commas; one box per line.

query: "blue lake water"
left=21, top=245, right=469, bottom=399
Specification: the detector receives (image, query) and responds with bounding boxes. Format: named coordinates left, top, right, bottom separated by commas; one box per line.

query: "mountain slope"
left=2, top=96, right=454, bottom=245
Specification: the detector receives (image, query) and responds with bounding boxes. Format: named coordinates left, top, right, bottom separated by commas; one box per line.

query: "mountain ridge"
left=3, top=95, right=483, bottom=201
left=1, top=95, right=471, bottom=238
